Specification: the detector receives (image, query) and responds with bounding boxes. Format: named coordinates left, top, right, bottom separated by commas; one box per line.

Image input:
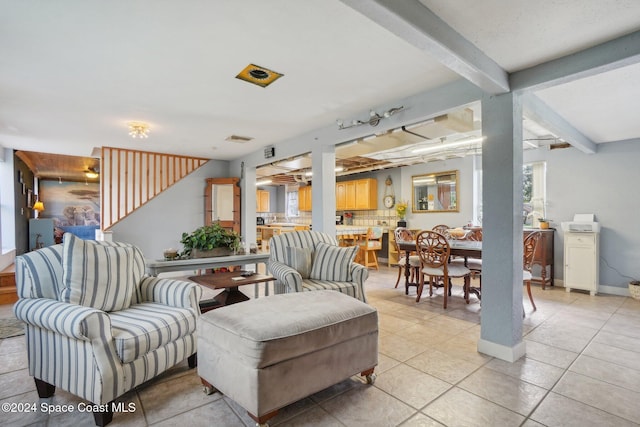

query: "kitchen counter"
left=336, top=225, right=390, bottom=235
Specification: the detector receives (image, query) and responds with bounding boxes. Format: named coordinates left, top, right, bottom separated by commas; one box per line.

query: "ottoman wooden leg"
left=361, top=367, right=377, bottom=385
left=201, top=378, right=217, bottom=395
left=249, top=409, right=279, bottom=427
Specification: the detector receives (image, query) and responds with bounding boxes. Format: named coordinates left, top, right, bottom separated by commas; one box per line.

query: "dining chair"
left=523, top=231, right=542, bottom=311
left=393, top=227, right=421, bottom=288
left=415, top=230, right=471, bottom=308
left=356, top=227, right=384, bottom=270
left=450, top=228, right=482, bottom=285
left=432, top=224, right=450, bottom=238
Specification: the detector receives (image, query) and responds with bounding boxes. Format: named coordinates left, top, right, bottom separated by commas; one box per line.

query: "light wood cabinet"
left=355, top=179, right=377, bottom=210
left=298, top=186, right=312, bottom=211
left=256, top=190, right=270, bottom=212
left=336, top=178, right=376, bottom=210
left=336, top=182, right=347, bottom=210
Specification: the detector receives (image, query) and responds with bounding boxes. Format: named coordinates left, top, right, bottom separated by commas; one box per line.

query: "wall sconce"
left=336, top=106, right=404, bottom=130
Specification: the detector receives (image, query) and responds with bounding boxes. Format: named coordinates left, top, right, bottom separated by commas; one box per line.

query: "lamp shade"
left=33, top=201, right=45, bottom=212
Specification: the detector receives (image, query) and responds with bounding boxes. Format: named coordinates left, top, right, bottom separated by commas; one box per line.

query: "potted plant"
left=538, top=218, right=551, bottom=229
left=180, top=223, right=241, bottom=258
left=396, top=200, right=408, bottom=227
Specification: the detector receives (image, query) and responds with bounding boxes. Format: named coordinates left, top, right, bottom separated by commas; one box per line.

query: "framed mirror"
left=412, top=170, right=459, bottom=213
left=205, top=177, right=240, bottom=233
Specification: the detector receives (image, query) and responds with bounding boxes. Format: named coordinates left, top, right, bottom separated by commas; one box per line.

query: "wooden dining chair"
left=415, top=230, right=471, bottom=308
left=356, top=227, right=384, bottom=270
left=523, top=231, right=542, bottom=311
left=393, top=227, right=421, bottom=288
left=432, top=224, right=450, bottom=238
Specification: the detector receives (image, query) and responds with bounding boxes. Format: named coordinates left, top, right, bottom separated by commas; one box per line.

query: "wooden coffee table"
left=189, top=271, right=275, bottom=310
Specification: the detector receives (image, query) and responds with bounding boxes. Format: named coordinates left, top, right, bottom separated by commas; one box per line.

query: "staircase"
left=101, top=147, right=209, bottom=230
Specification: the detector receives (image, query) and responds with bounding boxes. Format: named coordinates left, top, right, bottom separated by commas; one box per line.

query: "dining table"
left=397, top=239, right=482, bottom=300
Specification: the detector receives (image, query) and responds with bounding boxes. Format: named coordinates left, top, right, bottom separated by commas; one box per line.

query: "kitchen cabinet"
left=256, top=190, right=270, bottom=212
left=298, top=186, right=312, bottom=211
left=336, top=182, right=347, bottom=210
left=355, top=179, right=377, bottom=210
left=564, top=232, right=599, bottom=295
left=336, top=178, right=376, bottom=210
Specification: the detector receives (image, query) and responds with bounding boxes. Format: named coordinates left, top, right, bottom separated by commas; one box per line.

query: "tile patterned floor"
left=1, top=267, right=639, bottom=426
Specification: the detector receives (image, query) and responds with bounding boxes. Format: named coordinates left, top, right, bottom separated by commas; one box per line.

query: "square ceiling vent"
left=235, top=63, right=283, bottom=88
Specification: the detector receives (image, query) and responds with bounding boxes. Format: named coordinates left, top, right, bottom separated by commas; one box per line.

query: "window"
left=286, top=187, right=299, bottom=217
left=523, top=162, right=547, bottom=226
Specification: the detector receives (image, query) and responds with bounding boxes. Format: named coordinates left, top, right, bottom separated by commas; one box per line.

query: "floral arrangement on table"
left=395, top=200, right=408, bottom=220
left=344, top=212, right=353, bottom=219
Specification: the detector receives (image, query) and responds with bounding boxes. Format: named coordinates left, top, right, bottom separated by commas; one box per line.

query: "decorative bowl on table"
left=448, top=228, right=469, bottom=240
left=163, top=248, right=178, bottom=260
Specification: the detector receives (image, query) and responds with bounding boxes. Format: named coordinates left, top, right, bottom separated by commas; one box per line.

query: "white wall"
left=110, top=160, right=230, bottom=260
left=525, top=139, right=640, bottom=292
left=0, top=147, right=16, bottom=270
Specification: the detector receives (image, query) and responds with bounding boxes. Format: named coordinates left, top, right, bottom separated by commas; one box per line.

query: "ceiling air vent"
left=225, top=135, right=254, bottom=143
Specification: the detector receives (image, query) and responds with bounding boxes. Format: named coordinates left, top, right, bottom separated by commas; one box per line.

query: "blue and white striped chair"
left=268, top=230, right=369, bottom=302
left=13, top=235, right=202, bottom=426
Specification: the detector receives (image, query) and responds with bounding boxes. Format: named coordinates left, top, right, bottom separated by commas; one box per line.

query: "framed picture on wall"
left=27, top=188, right=33, bottom=208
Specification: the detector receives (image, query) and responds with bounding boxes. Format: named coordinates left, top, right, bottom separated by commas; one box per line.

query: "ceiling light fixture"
left=256, top=179, right=272, bottom=186
left=336, top=106, right=404, bottom=130
left=85, top=167, right=99, bottom=179
left=128, top=121, right=150, bottom=138
left=412, top=136, right=485, bottom=154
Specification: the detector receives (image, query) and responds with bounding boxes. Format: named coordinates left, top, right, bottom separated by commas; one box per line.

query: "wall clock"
left=383, top=177, right=395, bottom=208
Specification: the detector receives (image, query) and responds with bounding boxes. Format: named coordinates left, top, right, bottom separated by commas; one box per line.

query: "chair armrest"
left=269, top=260, right=303, bottom=293
left=13, top=298, right=110, bottom=341
left=139, top=276, right=202, bottom=310
left=350, top=263, right=369, bottom=302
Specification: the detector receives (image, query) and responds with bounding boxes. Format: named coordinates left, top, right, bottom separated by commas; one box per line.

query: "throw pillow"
left=285, top=246, right=313, bottom=279
left=60, top=233, right=136, bottom=312
left=310, top=242, right=358, bottom=282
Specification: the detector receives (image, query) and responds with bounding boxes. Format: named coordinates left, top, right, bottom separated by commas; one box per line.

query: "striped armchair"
left=13, top=237, right=202, bottom=426
left=268, top=230, right=369, bottom=302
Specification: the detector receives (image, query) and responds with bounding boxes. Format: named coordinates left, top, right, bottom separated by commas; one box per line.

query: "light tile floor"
left=1, top=267, right=639, bottom=426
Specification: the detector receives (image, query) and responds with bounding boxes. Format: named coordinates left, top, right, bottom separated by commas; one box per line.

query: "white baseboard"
left=550, top=280, right=630, bottom=297
left=477, top=339, right=526, bottom=362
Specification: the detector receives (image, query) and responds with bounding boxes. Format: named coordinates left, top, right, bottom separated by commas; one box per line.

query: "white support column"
left=311, top=144, right=336, bottom=236
left=241, top=163, right=257, bottom=247
left=478, top=92, right=526, bottom=362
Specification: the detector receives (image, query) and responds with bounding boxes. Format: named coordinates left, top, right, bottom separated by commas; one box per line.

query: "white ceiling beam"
left=523, top=94, right=597, bottom=154
left=511, top=30, right=640, bottom=92
left=340, top=0, right=509, bottom=95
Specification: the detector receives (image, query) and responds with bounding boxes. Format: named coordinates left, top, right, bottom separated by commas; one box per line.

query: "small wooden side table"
left=189, top=271, right=275, bottom=313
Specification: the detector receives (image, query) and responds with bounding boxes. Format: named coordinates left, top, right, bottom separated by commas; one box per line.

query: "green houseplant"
left=180, top=223, right=240, bottom=258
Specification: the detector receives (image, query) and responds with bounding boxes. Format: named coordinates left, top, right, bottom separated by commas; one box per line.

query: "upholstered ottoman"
left=197, top=290, right=378, bottom=426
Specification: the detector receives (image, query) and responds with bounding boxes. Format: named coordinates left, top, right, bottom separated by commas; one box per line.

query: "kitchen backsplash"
left=258, top=210, right=401, bottom=227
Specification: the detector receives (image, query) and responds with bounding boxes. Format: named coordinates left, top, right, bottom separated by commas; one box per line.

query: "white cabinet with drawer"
left=564, top=232, right=599, bottom=296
